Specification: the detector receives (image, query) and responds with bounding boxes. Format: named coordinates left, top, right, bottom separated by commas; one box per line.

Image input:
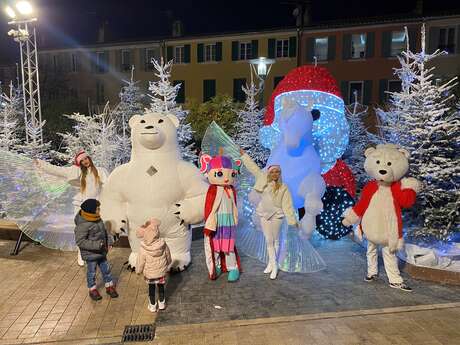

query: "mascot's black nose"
left=379, top=170, right=387, bottom=175
left=145, top=125, right=154, bottom=129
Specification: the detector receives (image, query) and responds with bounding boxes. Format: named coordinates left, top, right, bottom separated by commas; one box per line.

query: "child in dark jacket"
left=74, top=199, right=119, bottom=301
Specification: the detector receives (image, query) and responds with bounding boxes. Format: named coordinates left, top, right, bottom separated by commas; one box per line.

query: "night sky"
left=1, top=0, right=459, bottom=63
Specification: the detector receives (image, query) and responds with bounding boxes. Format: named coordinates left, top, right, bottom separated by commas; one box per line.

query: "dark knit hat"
left=80, top=199, right=100, bottom=214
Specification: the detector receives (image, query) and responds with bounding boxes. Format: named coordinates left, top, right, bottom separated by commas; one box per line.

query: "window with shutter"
left=390, top=31, right=406, bottom=56
left=96, top=51, right=107, bottom=73
left=204, top=43, right=217, bottom=62
left=313, top=37, right=328, bottom=61
left=231, top=41, right=239, bottom=61
left=276, top=39, right=289, bottom=58
left=348, top=81, right=364, bottom=104
left=239, top=42, right=252, bottom=60
left=122, top=50, right=131, bottom=71
left=174, top=46, right=185, bottom=64
left=438, top=27, right=457, bottom=53
left=203, top=79, right=216, bottom=102
left=233, top=78, right=246, bottom=102
left=268, top=38, right=276, bottom=58
left=351, top=34, right=366, bottom=59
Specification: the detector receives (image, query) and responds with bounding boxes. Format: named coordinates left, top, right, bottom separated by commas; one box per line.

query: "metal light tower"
left=5, top=1, right=43, bottom=144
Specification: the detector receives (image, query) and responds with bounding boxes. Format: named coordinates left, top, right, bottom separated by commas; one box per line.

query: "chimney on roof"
left=414, top=0, right=424, bottom=15
left=97, top=20, right=109, bottom=43
left=172, top=20, right=184, bottom=37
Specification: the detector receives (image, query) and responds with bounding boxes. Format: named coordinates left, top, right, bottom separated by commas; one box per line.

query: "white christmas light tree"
left=376, top=25, right=459, bottom=242
left=148, top=57, right=197, bottom=162
left=344, top=90, right=369, bottom=190
left=113, top=66, right=144, bottom=165
left=234, top=82, right=269, bottom=166
left=56, top=103, right=119, bottom=172
left=0, top=82, right=22, bottom=152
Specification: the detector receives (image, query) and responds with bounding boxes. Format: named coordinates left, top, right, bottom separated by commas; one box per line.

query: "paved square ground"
left=0, top=229, right=460, bottom=344
left=156, top=231, right=460, bottom=327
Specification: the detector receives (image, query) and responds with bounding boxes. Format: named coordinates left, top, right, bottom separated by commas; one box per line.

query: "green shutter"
left=379, top=79, right=388, bottom=103
left=166, top=46, right=173, bottom=61
left=342, top=34, right=351, bottom=60
left=363, top=80, right=373, bottom=105
left=306, top=37, right=314, bottom=62
left=408, top=28, right=417, bottom=52
left=116, top=50, right=122, bottom=71
left=91, top=52, right=97, bottom=73
left=289, top=36, right=297, bottom=57
left=203, top=80, right=216, bottom=102
left=231, top=41, right=239, bottom=61
left=340, top=81, right=349, bottom=104
left=457, top=25, right=460, bottom=54
left=268, top=38, right=276, bottom=58
left=366, top=32, right=375, bottom=58
left=428, top=27, right=440, bottom=53
left=197, top=43, right=204, bottom=63
left=251, top=40, right=259, bottom=59
left=216, top=42, right=222, bottom=61
left=139, top=48, right=146, bottom=71
left=382, top=31, right=391, bottom=57
left=233, top=79, right=239, bottom=102
left=327, top=36, right=336, bottom=61
left=184, top=44, right=191, bottom=63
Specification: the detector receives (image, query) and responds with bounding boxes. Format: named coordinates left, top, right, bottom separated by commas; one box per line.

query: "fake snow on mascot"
left=342, top=144, right=421, bottom=291
left=200, top=152, right=243, bottom=282
left=101, top=111, right=208, bottom=270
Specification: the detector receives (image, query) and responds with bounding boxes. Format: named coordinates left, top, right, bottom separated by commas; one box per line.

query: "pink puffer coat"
left=135, top=218, right=172, bottom=280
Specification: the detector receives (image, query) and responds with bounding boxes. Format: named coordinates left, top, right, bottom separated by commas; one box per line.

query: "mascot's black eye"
left=376, top=160, right=380, bottom=164
left=140, top=120, right=146, bottom=124
left=387, top=162, right=392, bottom=166
left=231, top=172, right=236, bottom=177
left=217, top=171, right=223, bottom=177
left=158, top=119, right=164, bottom=123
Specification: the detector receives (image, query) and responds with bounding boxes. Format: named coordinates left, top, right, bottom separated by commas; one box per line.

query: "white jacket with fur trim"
left=241, top=154, right=297, bottom=226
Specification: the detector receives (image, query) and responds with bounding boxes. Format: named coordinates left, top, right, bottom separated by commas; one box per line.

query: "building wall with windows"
left=36, top=15, right=459, bottom=112
left=163, top=31, right=297, bottom=104
left=301, top=16, right=460, bottom=109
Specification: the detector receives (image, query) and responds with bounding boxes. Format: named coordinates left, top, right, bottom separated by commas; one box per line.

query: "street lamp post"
left=249, top=57, right=275, bottom=108
left=4, top=1, right=43, bottom=144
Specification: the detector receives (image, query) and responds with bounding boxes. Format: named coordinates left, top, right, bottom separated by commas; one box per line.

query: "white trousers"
left=260, top=217, right=283, bottom=265
left=367, top=241, right=403, bottom=284
left=214, top=252, right=237, bottom=270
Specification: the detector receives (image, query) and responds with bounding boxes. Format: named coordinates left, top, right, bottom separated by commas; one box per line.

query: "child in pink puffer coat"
left=136, top=218, right=172, bottom=312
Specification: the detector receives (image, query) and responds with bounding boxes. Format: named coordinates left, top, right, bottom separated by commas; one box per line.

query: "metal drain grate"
left=122, top=324, right=155, bottom=342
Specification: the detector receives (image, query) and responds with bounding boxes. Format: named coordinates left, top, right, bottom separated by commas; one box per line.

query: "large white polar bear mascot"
left=101, top=111, right=207, bottom=270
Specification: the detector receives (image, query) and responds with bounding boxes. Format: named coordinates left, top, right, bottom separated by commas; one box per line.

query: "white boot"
left=77, top=248, right=84, bottom=267
left=264, top=246, right=276, bottom=274
left=148, top=302, right=157, bottom=313
left=270, top=263, right=278, bottom=280
left=263, top=262, right=273, bottom=274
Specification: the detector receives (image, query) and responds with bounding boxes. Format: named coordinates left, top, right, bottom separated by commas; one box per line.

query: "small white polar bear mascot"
left=342, top=144, right=421, bottom=292
left=101, top=111, right=208, bottom=270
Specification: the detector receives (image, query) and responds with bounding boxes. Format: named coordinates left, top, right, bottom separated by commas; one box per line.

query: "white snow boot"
left=77, top=248, right=84, bottom=267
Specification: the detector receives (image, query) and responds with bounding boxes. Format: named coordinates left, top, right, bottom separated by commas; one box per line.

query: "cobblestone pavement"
left=156, top=234, right=460, bottom=327
left=0, top=231, right=460, bottom=345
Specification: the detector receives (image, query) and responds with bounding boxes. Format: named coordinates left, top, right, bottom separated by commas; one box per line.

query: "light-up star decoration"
left=260, top=65, right=349, bottom=174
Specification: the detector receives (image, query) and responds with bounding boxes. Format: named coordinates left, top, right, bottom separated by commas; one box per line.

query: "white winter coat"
left=38, top=161, right=108, bottom=209
left=241, top=154, right=297, bottom=226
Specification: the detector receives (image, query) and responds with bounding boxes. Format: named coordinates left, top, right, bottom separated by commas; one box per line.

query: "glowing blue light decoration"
left=260, top=90, right=349, bottom=174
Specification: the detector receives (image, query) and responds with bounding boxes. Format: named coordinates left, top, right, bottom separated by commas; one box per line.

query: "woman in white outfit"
left=240, top=149, right=299, bottom=279
left=34, top=151, right=108, bottom=266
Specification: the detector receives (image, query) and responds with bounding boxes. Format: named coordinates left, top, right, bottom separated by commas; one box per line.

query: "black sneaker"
left=364, top=275, right=378, bottom=282
left=389, top=282, right=413, bottom=292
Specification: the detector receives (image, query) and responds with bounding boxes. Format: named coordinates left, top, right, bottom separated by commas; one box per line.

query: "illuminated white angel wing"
left=0, top=150, right=78, bottom=251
